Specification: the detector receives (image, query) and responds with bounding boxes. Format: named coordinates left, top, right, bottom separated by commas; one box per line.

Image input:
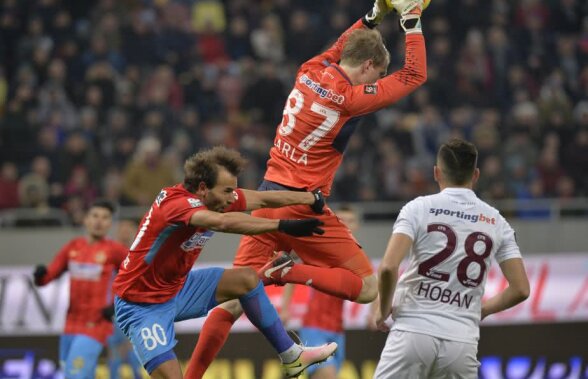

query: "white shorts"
left=374, top=330, right=480, bottom=379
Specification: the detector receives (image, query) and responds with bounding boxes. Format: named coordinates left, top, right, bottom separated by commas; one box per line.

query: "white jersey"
left=390, top=188, right=521, bottom=344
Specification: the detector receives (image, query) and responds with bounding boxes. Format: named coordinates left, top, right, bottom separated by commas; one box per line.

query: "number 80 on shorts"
left=141, top=323, right=168, bottom=351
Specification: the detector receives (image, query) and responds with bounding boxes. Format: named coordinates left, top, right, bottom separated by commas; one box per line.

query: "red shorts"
left=233, top=204, right=373, bottom=278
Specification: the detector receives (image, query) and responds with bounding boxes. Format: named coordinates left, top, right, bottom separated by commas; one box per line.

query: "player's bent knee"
left=356, top=274, right=378, bottom=303
left=219, top=298, right=244, bottom=317
left=239, top=267, right=260, bottom=292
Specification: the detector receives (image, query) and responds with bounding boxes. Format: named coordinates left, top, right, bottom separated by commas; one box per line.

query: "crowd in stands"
left=0, top=0, right=587, bottom=224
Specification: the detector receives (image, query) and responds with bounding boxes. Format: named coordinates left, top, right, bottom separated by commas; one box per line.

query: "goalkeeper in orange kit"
left=186, top=0, right=428, bottom=377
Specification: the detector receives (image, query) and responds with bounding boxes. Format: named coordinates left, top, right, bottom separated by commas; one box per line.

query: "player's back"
left=113, top=184, right=213, bottom=303
left=265, top=63, right=357, bottom=196
left=391, top=188, right=521, bottom=344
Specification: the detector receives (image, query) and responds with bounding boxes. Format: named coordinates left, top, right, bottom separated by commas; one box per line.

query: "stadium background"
left=0, top=0, right=587, bottom=378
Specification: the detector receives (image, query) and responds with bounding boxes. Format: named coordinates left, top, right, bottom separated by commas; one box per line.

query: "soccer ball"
left=386, top=0, right=431, bottom=12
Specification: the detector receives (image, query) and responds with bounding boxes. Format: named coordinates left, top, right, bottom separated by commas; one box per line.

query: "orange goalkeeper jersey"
left=265, top=19, right=426, bottom=196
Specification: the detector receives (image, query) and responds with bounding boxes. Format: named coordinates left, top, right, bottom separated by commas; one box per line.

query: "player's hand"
left=101, top=305, right=115, bottom=322
left=363, top=0, right=393, bottom=28
left=373, top=304, right=393, bottom=332
left=33, top=265, right=47, bottom=284
left=310, top=189, right=325, bottom=214
left=278, top=219, right=325, bottom=237
left=390, top=0, right=423, bottom=34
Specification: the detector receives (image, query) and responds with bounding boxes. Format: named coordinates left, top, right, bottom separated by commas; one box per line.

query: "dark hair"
left=184, top=146, right=247, bottom=191
left=437, top=139, right=478, bottom=185
left=89, top=199, right=116, bottom=214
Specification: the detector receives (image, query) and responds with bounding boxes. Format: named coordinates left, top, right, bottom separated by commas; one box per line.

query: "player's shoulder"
left=105, top=239, right=128, bottom=251
left=157, top=184, right=203, bottom=206
left=68, top=236, right=87, bottom=247
left=296, top=65, right=348, bottom=108
left=404, top=194, right=433, bottom=209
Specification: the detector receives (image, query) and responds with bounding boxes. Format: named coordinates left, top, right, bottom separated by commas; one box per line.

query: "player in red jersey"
left=186, top=0, right=427, bottom=377
left=33, top=200, right=128, bottom=379
left=281, top=205, right=362, bottom=379
left=113, top=146, right=337, bottom=379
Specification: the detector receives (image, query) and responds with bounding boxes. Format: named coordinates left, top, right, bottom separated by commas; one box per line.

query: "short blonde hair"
left=341, top=29, right=389, bottom=68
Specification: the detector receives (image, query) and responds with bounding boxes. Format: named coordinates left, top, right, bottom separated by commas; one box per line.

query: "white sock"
left=279, top=343, right=303, bottom=363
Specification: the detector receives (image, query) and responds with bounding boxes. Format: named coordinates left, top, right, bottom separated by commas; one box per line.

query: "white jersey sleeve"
left=390, top=188, right=522, bottom=344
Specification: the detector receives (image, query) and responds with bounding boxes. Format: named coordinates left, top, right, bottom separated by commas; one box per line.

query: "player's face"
left=84, top=207, right=113, bottom=240
left=204, top=168, right=238, bottom=212
left=359, top=61, right=388, bottom=84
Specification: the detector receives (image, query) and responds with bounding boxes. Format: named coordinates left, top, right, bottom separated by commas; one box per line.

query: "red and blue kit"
left=303, top=289, right=344, bottom=333
left=113, top=184, right=246, bottom=304
left=37, top=237, right=127, bottom=344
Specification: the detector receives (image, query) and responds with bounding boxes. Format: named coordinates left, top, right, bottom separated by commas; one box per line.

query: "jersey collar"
left=328, top=62, right=353, bottom=85
left=441, top=187, right=476, bottom=196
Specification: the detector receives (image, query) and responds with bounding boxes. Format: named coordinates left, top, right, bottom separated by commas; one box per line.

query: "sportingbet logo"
left=429, top=208, right=496, bottom=225
left=299, top=74, right=345, bottom=104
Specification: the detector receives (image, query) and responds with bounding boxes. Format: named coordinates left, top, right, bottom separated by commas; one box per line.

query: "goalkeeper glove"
left=390, top=0, right=424, bottom=34
left=101, top=305, right=115, bottom=322
left=310, top=189, right=325, bottom=214
left=363, top=0, right=393, bottom=28
left=33, top=265, right=47, bottom=285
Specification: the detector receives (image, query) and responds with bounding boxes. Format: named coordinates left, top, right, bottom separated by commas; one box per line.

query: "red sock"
left=281, top=265, right=362, bottom=301
left=184, top=308, right=235, bottom=379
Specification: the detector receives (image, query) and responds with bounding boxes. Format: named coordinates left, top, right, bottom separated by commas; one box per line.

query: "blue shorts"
left=298, top=327, right=345, bottom=375
left=115, top=267, right=224, bottom=367
left=59, top=334, right=104, bottom=379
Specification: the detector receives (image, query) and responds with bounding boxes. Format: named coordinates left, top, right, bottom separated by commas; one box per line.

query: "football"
left=387, top=0, right=431, bottom=11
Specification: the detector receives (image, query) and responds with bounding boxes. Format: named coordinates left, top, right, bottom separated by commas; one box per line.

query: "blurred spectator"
left=0, top=0, right=587, bottom=214
left=250, top=14, right=285, bottom=63
left=0, top=162, right=19, bottom=209
left=122, top=137, right=176, bottom=206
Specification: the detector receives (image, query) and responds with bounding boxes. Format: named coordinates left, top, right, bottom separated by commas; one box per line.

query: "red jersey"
left=36, top=237, right=127, bottom=344
left=265, top=20, right=427, bottom=196
left=113, top=184, right=246, bottom=304
left=303, top=289, right=344, bottom=333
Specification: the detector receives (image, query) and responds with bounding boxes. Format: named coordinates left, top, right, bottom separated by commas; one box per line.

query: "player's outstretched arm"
left=33, top=243, right=70, bottom=286
left=300, top=0, right=392, bottom=72
left=346, top=1, right=427, bottom=115
left=190, top=210, right=324, bottom=236
left=375, top=232, right=412, bottom=332
left=240, top=189, right=325, bottom=214
left=481, top=258, right=530, bottom=320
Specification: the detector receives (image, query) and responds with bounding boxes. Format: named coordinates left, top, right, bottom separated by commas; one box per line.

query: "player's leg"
left=298, top=328, right=345, bottom=379
left=181, top=267, right=337, bottom=378
left=61, top=334, right=103, bottom=379
left=114, top=296, right=181, bottom=379
left=58, top=334, right=74, bottom=373
left=374, top=330, right=438, bottom=378
left=107, top=328, right=124, bottom=379
left=429, top=339, right=480, bottom=379
left=122, top=340, right=145, bottom=379
left=264, top=205, right=377, bottom=303
left=185, top=230, right=281, bottom=379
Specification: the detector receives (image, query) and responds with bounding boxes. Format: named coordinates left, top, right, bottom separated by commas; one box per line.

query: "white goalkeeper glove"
left=363, top=0, right=393, bottom=29
left=389, top=0, right=424, bottom=34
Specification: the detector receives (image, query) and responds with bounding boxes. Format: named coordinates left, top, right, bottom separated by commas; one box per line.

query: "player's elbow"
left=516, top=284, right=531, bottom=302
left=413, top=68, right=427, bottom=87
left=378, top=263, right=400, bottom=277
left=512, top=282, right=530, bottom=303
